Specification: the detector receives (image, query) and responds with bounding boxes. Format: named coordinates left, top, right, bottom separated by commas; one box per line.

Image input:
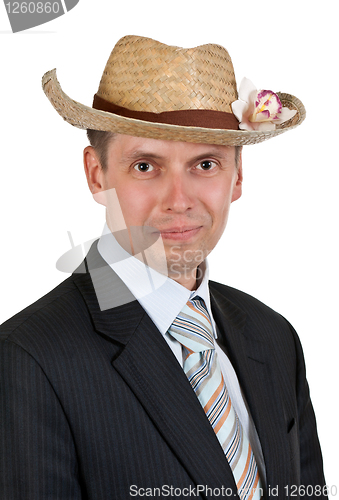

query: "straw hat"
left=42, top=35, right=305, bottom=146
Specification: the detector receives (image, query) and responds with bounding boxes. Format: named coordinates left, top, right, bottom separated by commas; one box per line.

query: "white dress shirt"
left=97, top=224, right=266, bottom=485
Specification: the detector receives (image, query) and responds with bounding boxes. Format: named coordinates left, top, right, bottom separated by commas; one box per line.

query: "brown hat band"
left=93, top=94, right=239, bottom=131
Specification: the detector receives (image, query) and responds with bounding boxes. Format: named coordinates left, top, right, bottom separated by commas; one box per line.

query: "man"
left=0, top=35, right=326, bottom=499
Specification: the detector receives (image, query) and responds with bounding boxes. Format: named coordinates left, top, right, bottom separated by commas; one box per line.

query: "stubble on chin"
left=165, top=240, right=210, bottom=282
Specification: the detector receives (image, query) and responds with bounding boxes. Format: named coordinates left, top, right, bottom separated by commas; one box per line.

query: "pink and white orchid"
left=231, top=77, right=297, bottom=131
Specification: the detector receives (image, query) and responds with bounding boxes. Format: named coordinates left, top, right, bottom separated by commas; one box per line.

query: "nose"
left=161, top=171, right=195, bottom=213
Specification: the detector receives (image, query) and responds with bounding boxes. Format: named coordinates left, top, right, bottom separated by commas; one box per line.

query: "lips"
left=160, top=225, right=198, bottom=233
left=158, top=226, right=202, bottom=241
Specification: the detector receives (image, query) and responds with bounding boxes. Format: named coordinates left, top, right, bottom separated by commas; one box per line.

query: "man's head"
left=42, top=35, right=305, bottom=289
left=84, top=133, right=242, bottom=290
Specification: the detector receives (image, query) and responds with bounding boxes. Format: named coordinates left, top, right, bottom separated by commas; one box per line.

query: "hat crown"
left=96, top=35, right=238, bottom=114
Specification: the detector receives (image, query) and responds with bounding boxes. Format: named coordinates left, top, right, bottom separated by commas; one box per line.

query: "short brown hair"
left=234, top=145, right=242, bottom=169
left=86, top=129, right=116, bottom=171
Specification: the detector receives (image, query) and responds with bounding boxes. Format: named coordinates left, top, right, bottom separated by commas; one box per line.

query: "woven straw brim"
left=42, top=69, right=306, bottom=146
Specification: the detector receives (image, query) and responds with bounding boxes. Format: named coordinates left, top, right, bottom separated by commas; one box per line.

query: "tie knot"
left=169, top=297, right=214, bottom=352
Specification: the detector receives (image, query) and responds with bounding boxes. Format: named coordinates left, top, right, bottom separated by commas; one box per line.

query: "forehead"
left=107, top=134, right=236, bottom=162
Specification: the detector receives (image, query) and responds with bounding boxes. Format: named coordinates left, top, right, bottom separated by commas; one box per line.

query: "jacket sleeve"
left=0, top=339, right=82, bottom=499
left=291, top=324, right=328, bottom=497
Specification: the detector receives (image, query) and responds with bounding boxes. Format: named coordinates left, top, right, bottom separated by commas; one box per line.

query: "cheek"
left=203, top=182, right=234, bottom=224
left=115, top=184, right=156, bottom=226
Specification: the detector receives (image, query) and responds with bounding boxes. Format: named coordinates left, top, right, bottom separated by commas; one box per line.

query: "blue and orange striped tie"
left=168, top=297, right=262, bottom=500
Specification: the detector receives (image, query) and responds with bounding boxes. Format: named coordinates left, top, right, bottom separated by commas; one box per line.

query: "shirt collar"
left=97, top=224, right=217, bottom=337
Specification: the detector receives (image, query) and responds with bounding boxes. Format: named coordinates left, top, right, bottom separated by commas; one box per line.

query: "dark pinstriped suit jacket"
left=0, top=244, right=326, bottom=499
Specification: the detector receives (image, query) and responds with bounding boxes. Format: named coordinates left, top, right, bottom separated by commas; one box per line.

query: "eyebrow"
left=119, top=150, right=166, bottom=164
left=188, top=150, right=231, bottom=163
left=120, top=147, right=232, bottom=164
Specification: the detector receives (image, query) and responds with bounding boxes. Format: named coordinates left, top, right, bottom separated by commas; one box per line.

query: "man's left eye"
left=134, top=162, right=154, bottom=172
left=196, top=160, right=216, bottom=171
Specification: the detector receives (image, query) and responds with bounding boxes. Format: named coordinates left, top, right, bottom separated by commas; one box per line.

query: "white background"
left=1, top=0, right=338, bottom=493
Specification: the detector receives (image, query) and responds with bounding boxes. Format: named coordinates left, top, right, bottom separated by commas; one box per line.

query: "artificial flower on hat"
left=231, top=77, right=297, bottom=132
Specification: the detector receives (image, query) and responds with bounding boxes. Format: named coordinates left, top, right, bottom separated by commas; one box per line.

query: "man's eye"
left=196, top=160, right=216, bottom=171
left=134, top=162, right=154, bottom=172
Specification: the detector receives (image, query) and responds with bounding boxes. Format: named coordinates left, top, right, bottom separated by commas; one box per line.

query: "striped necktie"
left=168, top=296, right=262, bottom=500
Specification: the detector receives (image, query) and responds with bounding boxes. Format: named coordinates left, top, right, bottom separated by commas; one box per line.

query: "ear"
left=83, top=146, right=106, bottom=206
left=231, top=151, right=243, bottom=203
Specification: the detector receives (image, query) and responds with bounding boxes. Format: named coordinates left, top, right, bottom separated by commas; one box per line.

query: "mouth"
left=158, top=226, right=203, bottom=242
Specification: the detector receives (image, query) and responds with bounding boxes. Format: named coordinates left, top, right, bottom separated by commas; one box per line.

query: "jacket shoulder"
left=209, top=280, right=283, bottom=320
left=209, top=279, right=297, bottom=348
left=0, top=274, right=89, bottom=346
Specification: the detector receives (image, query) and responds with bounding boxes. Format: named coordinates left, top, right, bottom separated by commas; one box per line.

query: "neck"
left=168, top=265, right=203, bottom=291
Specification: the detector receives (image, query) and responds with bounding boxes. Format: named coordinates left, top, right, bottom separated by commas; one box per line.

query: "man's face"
left=85, top=134, right=242, bottom=289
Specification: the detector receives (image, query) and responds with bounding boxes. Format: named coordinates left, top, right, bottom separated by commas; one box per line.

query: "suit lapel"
left=209, top=284, right=291, bottom=494
left=112, top=311, right=238, bottom=493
